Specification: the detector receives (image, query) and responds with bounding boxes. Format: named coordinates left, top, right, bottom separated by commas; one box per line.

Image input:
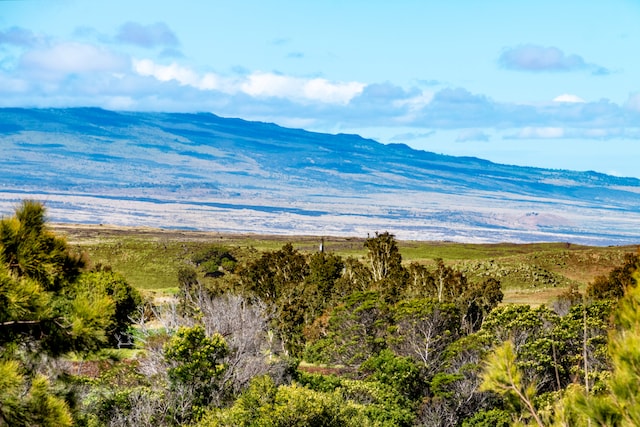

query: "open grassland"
left=55, top=224, right=639, bottom=306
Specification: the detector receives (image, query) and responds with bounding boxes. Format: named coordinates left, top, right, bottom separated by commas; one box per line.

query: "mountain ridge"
left=1, top=107, right=639, bottom=245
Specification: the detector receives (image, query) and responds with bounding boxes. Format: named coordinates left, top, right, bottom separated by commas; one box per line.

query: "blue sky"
left=2, top=1, right=640, bottom=177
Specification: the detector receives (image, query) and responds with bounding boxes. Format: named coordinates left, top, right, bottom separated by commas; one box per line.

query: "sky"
left=1, top=0, right=640, bottom=178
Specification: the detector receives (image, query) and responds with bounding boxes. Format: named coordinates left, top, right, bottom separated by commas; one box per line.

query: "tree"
left=479, top=340, right=544, bottom=427
left=304, top=252, right=344, bottom=318
left=237, top=243, right=310, bottom=356
left=554, top=301, right=612, bottom=392
left=365, top=232, right=402, bottom=283
left=76, top=269, right=143, bottom=347
left=193, top=293, right=294, bottom=398
left=310, top=291, right=389, bottom=366
left=87, top=290, right=292, bottom=427
left=199, top=375, right=373, bottom=427
left=422, top=333, right=497, bottom=427
left=389, top=298, right=460, bottom=376
left=164, top=325, right=229, bottom=422
left=359, top=349, right=424, bottom=401
left=0, top=201, right=119, bottom=356
left=0, top=360, right=73, bottom=427
left=479, top=305, right=567, bottom=394
left=553, top=282, right=582, bottom=316
left=459, top=277, right=503, bottom=334
left=0, top=201, right=139, bottom=425
left=433, top=259, right=468, bottom=303
left=586, top=252, right=638, bottom=301
left=176, top=266, right=203, bottom=316
left=461, top=409, right=511, bottom=427
left=333, top=256, right=372, bottom=297
left=191, top=244, right=236, bottom=276
left=364, top=232, right=408, bottom=303
left=578, top=266, right=640, bottom=426
left=0, top=200, right=84, bottom=292
left=364, top=232, right=407, bottom=301
left=405, top=262, right=436, bottom=299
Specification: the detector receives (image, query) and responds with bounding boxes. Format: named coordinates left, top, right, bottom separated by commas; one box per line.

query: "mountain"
left=1, top=107, right=639, bottom=245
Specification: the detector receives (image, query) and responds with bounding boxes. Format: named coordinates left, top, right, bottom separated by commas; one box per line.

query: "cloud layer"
left=499, top=44, right=610, bottom=75
left=132, top=59, right=365, bottom=104
left=21, top=42, right=128, bottom=75
left=0, top=23, right=638, bottom=151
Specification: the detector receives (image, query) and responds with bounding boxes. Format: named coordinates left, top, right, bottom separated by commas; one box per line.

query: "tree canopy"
left=0, top=200, right=142, bottom=425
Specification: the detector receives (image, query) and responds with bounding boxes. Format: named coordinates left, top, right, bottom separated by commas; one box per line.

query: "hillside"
left=53, top=223, right=637, bottom=308
left=2, top=107, right=640, bottom=245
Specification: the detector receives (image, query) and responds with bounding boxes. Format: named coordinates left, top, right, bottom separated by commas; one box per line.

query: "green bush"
left=360, top=349, right=424, bottom=400
left=164, top=325, right=229, bottom=422
left=192, top=245, right=237, bottom=274
left=461, top=409, right=511, bottom=427
left=76, top=270, right=143, bottom=347
left=198, top=375, right=371, bottom=427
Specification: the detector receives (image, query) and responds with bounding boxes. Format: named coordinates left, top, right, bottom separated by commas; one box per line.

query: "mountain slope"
left=1, top=107, right=639, bottom=245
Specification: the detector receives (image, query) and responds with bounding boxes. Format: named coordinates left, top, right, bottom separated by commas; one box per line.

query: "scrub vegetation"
left=2, top=201, right=639, bottom=426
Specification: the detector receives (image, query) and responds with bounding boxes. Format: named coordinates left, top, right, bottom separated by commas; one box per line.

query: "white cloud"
left=553, top=94, right=585, bottom=103
left=132, top=58, right=226, bottom=91
left=302, top=77, right=364, bottom=104
left=505, top=127, right=640, bottom=141
left=456, top=129, right=490, bottom=142
left=133, top=59, right=237, bottom=93
left=499, top=44, right=609, bottom=75
left=577, top=128, right=640, bottom=139
left=390, top=91, right=435, bottom=124
left=515, top=127, right=565, bottom=139
left=20, top=42, right=128, bottom=75
left=500, top=45, right=585, bottom=71
left=394, top=90, right=434, bottom=111
left=133, top=59, right=364, bottom=105
left=241, top=72, right=364, bottom=104
left=391, top=130, right=436, bottom=141
left=103, top=95, right=135, bottom=110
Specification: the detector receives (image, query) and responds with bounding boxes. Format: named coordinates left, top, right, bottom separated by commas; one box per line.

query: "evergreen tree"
left=479, top=340, right=544, bottom=427
left=304, top=251, right=343, bottom=318
left=0, top=200, right=140, bottom=425
left=0, top=200, right=115, bottom=356
left=578, top=265, right=640, bottom=426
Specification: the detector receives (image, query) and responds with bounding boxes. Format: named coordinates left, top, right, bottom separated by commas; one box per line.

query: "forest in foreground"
left=2, top=201, right=640, bottom=426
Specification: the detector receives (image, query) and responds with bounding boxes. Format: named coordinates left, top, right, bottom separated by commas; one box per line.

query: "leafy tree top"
left=0, top=201, right=134, bottom=356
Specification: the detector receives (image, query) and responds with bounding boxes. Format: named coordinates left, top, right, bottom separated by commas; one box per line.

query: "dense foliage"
left=0, top=201, right=142, bottom=426
left=2, top=202, right=640, bottom=426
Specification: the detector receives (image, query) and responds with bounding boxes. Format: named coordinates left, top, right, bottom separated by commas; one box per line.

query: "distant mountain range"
left=1, top=107, right=639, bottom=245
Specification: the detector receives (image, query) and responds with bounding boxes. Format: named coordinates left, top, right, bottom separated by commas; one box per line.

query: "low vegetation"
left=2, top=201, right=639, bottom=426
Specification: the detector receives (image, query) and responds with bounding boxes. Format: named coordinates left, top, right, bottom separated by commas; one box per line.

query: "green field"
left=55, top=224, right=638, bottom=306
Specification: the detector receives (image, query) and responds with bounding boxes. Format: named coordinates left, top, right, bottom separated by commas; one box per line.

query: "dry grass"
left=54, top=223, right=637, bottom=306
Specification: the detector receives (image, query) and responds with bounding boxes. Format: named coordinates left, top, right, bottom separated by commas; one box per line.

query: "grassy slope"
left=55, top=224, right=638, bottom=306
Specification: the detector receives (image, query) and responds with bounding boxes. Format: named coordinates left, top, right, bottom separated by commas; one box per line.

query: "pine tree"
left=578, top=264, right=640, bottom=426
left=0, top=200, right=139, bottom=424
left=0, top=200, right=116, bottom=356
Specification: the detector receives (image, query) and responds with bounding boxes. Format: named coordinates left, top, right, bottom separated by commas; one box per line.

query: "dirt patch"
left=298, top=364, right=354, bottom=377
left=62, top=360, right=106, bottom=378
